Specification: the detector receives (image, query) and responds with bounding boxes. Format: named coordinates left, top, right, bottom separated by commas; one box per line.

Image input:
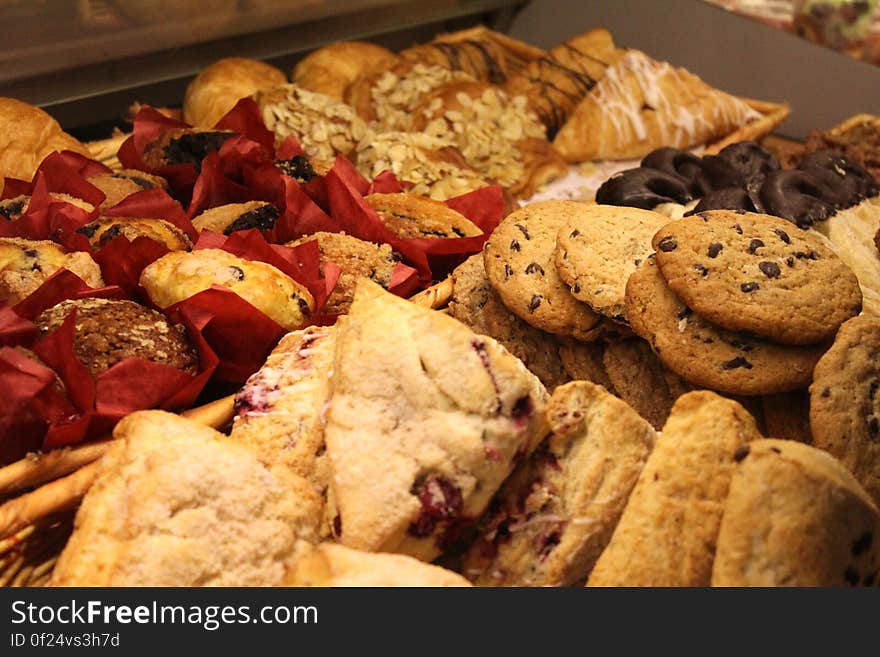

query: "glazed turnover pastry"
left=504, top=28, right=622, bottom=140
left=291, top=41, right=399, bottom=99
left=0, top=237, right=104, bottom=306
left=50, top=410, right=322, bottom=586
left=76, top=217, right=192, bottom=251
left=285, top=543, right=471, bottom=587
left=412, top=81, right=567, bottom=199
left=139, top=249, right=314, bottom=331
left=363, top=192, right=482, bottom=239
left=462, top=381, right=656, bottom=586
left=355, top=131, right=491, bottom=200
left=191, top=201, right=281, bottom=235
left=254, top=84, right=371, bottom=168
left=183, top=57, right=288, bottom=128
left=324, top=280, right=548, bottom=562
left=431, top=26, right=546, bottom=79
left=553, top=50, right=761, bottom=162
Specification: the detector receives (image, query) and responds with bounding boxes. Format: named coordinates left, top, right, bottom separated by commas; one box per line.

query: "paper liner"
left=324, top=156, right=505, bottom=283
left=0, top=151, right=109, bottom=203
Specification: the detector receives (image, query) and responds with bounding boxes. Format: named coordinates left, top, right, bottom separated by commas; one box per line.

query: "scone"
left=324, top=280, right=549, bottom=562
left=183, top=57, right=288, bottom=128
left=50, top=410, right=321, bottom=586
left=712, top=439, right=880, bottom=587
left=191, top=201, right=281, bottom=235
left=86, top=169, right=168, bottom=210
left=292, top=41, right=399, bottom=99
left=231, top=325, right=336, bottom=518
left=286, top=231, right=396, bottom=315
left=76, top=217, right=192, bottom=251
left=0, top=193, right=95, bottom=222
left=363, top=193, right=482, bottom=239
left=284, top=543, right=471, bottom=587
left=0, top=238, right=104, bottom=306
left=139, top=249, right=314, bottom=331
left=462, top=381, right=656, bottom=586
left=140, top=128, right=236, bottom=171
left=587, top=391, right=762, bottom=587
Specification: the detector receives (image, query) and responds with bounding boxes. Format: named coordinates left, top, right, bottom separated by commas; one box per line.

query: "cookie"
left=140, top=249, right=314, bottom=331
left=652, top=210, right=862, bottom=345
left=810, top=315, right=880, bottom=506
left=284, top=543, right=471, bottom=587
left=761, top=389, right=812, bottom=444
left=602, top=338, right=691, bottom=430
left=712, top=439, right=880, bottom=587
left=287, top=231, right=396, bottom=315
left=191, top=201, right=281, bottom=235
left=483, top=201, right=603, bottom=341
left=50, top=410, right=321, bottom=586
left=324, top=279, right=548, bottom=562
left=462, top=381, right=656, bottom=586
left=557, top=338, right=615, bottom=392
left=0, top=237, right=104, bottom=306
left=554, top=204, right=669, bottom=323
left=35, top=298, right=198, bottom=378
left=448, top=254, right=568, bottom=389
left=587, top=391, right=762, bottom=587
left=364, top=192, right=482, bottom=239
left=625, top=256, right=827, bottom=395
left=76, top=216, right=192, bottom=251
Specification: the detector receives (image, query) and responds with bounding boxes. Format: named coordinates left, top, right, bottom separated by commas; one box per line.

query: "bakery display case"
left=2, top=0, right=880, bottom=589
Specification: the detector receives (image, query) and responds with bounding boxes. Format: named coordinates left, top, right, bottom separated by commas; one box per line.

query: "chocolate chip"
left=773, top=228, right=791, bottom=244
left=23, top=249, right=39, bottom=258
left=821, top=387, right=831, bottom=398
left=676, top=307, right=692, bottom=321
left=693, top=264, right=709, bottom=277
left=722, top=356, right=752, bottom=370
left=727, top=338, right=753, bottom=352
left=759, top=261, right=781, bottom=278
left=528, top=295, right=542, bottom=312
left=868, top=417, right=879, bottom=439
left=572, top=283, right=580, bottom=294
left=740, top=282, right=759, bottom=293
left=747, top=238, right=764, bottom=254
left=658, top=236, right=677, bottom=252
left=525, top=262, right=544, bottom=275
left=733, top=223, right=743, bottom=234
left=733, top=445, right=750, bottom=462
left=844, top=567, right=860, bottom=586
left=504, top=264, right=513, bottom=279
left=332, top=515, right=342, bottom=537
left=297, top=297, right=310, bottom=315
left=570, top=229, right=580, bottom=238
left=515, top=223, right=530, bottom=239
left=634, top=258, right=642, bottom=267
left=851, top=532, right=873, bottom=556
left=707, top=242, right=723, bottom=258
left=510, top=239, right=520, bottom=252
left=786, top=256, right=795, bottom=267
left=228, top=266, right=244, bottom=281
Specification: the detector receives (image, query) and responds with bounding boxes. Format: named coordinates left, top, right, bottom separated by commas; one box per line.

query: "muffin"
left=76, top=217, right=192, bottom=251
left=364, top=192, right=482, bottom=239
left=140, top=249, right=315, bottom=330
left=86, top=169, right=168, bottom=210
left=141, top=128, right=236, bottom=171
left=0, top=238, right=104, bottom=306
left=191, top=201, right=281, bottom=235
left=35, top=298, right=198, bottom=378
left=0, top=193, right=94, bottom=222
left=286, top=231, right=397, bottom=315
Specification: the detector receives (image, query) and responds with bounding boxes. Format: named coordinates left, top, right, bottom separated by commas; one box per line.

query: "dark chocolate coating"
left=640, top=147, right=703, bottom=192
left=685, top=187, right=760, bottom=215
left=758, top=169, right=836, bottom=228
left=797, top=149, right=879, bottom=207
left=715, top=141, right=780, bottom=186
left=595, top=167, right=693, bottom=209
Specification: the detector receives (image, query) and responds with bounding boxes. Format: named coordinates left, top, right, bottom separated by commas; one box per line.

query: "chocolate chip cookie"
left=625, top=256, right=826, bottom=395
left=652, top=210, right=862, bottom=345
left=483, top=201, right=603, bottom=341
left=554, top=204, right=669, bottom=323
left=810, top=315, right=880, bottom=507
left=448, top=254, right=568, bottom=389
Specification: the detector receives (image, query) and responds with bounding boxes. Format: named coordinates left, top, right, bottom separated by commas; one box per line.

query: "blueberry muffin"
left=35, top=298, right=198, bottom=378
left=140, top=248, right=314, bottom=331
left=0, top=237, right=104, bottom=306
left=76, top=217, right=192, bottom=251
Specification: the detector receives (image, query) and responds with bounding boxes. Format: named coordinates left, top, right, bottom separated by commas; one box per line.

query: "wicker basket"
left=0, top=280, right=453, bottom=587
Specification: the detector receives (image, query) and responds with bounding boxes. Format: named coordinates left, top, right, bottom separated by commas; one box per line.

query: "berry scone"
left=324, top=279, right=549, bottom=562
left=462, top=381, right=656, bottom=586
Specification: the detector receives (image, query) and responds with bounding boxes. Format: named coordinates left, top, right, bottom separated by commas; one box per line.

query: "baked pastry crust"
left=183, top=57, right=287, bottom=128
left=292, top=41, right=399, bottom=99
left=77, top=216, right=192, bottom=251
left=0, top=98, right=91, bottom=186
left=191, top=201, right=280, bottom=236
left=363, top=192, right=482, bottom=239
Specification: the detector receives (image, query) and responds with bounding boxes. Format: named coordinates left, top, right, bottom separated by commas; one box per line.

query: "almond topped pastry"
left=413, top=80, right=567, bottom=199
